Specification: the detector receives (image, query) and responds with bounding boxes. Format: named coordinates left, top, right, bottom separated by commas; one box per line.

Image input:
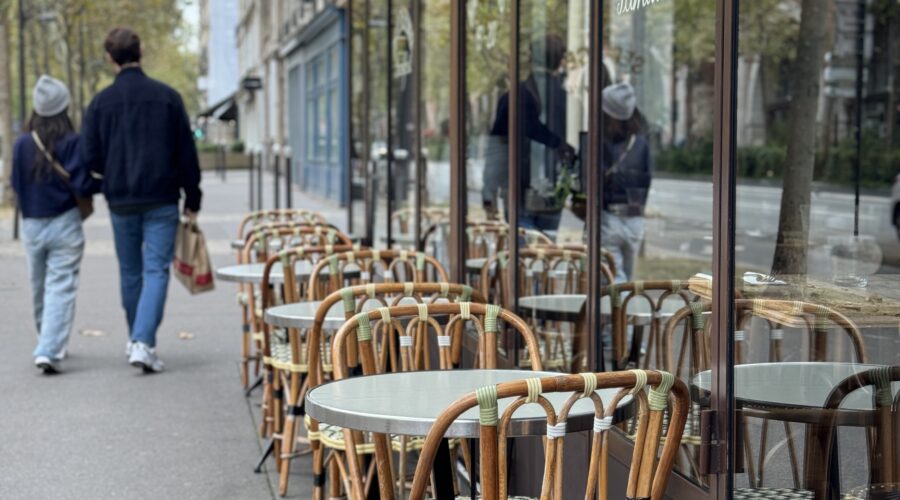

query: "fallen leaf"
left=178, top=331, right=195, bottom=340
left=80, top=329, right=106, bottom=337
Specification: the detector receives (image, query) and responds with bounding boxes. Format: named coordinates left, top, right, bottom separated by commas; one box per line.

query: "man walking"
left=81, top=27, right=201, bottom=373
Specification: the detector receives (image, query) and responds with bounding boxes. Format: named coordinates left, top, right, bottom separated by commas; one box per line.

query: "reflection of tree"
left=770, top=0, right=830, bottom=276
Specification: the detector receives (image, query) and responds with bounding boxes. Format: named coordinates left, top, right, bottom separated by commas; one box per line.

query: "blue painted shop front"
left=286, top=7, right=348, bottom=205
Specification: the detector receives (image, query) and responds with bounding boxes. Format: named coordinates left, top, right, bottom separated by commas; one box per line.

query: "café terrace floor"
left=0, top=172, right=328, bottom=499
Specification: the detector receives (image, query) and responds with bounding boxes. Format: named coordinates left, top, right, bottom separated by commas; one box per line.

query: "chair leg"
left=311, top=446, right=325, bottom=500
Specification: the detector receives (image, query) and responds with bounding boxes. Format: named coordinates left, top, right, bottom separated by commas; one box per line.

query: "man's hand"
left=183, top=208, right=198, bottom=222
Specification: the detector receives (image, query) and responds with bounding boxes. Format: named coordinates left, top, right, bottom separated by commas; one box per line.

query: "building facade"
left=235, top=0, right=348, bottom=204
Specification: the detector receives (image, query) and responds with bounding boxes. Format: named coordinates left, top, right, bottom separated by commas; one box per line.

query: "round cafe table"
left=265, top=301, right=350, bottom=329
left=215, top=262, right=360, bottom=285
left=518, top=293, right=698, bottom=325
left=307, top=369, right=634, bottom=499
left=306, top=369, right=632, bottom=438
left=693, top=362, right=894, bottom=415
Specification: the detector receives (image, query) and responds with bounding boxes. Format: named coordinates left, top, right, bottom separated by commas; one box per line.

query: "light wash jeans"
left=601, top=211, right=646, bottom=283
left=22, top=208, right=85, bottom=360
left=110, top=204, right=179, bottom=347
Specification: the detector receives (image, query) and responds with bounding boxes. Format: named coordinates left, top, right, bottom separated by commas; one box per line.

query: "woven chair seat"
left=733, top=488, right=813, bottom=499
left=264, top=335, right=309, bottom=373
left=303, top=416, right=429, bottom=454
left=842, top=483, right=900, bottom=499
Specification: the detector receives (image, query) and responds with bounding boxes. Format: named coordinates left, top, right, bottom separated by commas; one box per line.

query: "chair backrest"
left=305, top=283, right=488, bottom=387
left=600, top=280, right=694, bottom=371
left=242, top=226, right=354, bottom=263
left=306, top=249, right=450, bottom=300
left=237, top=209, right=327, bottom=239
left=409, top=370, right=690, bottom=500
left=480, top=249, right=607, bottom=305
left=823, top=366, right=900, bottom=498
left=534, top=243, right=619, bottom=283
left=331, top=302, right=543, bottom=381
left=660, top=299, right=867, bottom=377
left=269, top=244, right=359, bottom=305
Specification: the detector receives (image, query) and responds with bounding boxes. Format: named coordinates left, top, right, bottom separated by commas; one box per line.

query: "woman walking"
left=11, top=75, right=96, bottom=374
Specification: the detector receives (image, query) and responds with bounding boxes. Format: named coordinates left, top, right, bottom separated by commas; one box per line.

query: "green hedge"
left=654, top=135, right=897, bottom=189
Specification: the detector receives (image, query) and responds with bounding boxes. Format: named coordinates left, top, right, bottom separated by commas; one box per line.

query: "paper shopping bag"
left=173, top=221, right=215, bottom=294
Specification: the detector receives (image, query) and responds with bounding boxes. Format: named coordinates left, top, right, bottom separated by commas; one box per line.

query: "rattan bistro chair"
left=825, top=366, right=900, bottom=500
left=328, top=303, right=544, bottom=500
left=257, top=245, right=354, bottom=439
left=659, top=299, right=867, bottom=495
left=277, top=283, right=487, bottom=497
left=237, top=208, right=327, bottom=238
left=307, top=249, right=450, bottom=301
left=408, top=370, right=689, bottom=500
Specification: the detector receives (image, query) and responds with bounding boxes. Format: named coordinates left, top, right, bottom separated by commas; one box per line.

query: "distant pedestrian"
left=12, top=76, right=97, bottom=374
left=600, top=82, right=652, bottom=282
left=81, top=27, right=202, bottom=373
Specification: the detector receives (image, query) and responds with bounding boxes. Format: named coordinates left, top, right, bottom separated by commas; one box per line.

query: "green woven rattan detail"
left=689, top=302, right=706, bottom=331
left=355, top=313, right=372, bottom=342
left=476, top=385, right=499, bottom=426
left=648, top=371, right=676, bottom=411
left=608, top=284, right=621, bottom=308
left=416, top=252, right=426, bottom=271
left=340, top=288, right=355, bottom=315
left=328, top=254, right=339, bottom=274
left=484, top=304, right=501, bottom=333
left=461, top=285, right=473, bottom=302
left=872, top=366, right=893, bottom=407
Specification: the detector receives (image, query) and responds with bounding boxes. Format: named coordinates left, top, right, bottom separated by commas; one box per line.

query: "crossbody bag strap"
left=31, top=131, right=71, bottom=182
left=603, top=134, right=637, bottom=180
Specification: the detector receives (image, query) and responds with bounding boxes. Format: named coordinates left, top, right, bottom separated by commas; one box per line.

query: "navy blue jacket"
left=12, top=132, right=95, bottom=218
left=81, top=67, right=202, bottom=212
left=602, top=133, right=652, bottom=209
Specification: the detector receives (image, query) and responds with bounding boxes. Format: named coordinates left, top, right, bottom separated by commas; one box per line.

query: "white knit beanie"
left=33, top=75, right=71, bottom=117
left=602, top=83, right=636, bottom=121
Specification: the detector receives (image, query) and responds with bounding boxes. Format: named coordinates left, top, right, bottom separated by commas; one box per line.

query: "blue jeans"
left=22, top=208, right=85, bottom=360
left=601, top=211, right=646, bottom=283
left=110, top=204, right=179, bottom=347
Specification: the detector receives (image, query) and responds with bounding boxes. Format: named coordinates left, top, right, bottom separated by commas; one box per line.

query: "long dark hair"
left=25, top=110, right=74, bottom=181
left=603, top=108, right=647, bottom=144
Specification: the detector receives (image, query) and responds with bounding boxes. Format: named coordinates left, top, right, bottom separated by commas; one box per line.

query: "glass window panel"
left=596, top=0, right=715, bottom=488
left=330, top=87, right=340, bottom=162
left=421, top=0, right=452, bottom=269
left=464, top=0, right=511, bottom=312
left=349, top=0, right=371, bottom=238
left=388, top=0, right=418, bottom=251
left=318, top=91, right=328, bottom=160
left=732, top=1, right=900, bottom=496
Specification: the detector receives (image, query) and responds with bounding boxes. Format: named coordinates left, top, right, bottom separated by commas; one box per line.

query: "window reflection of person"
left=601, top=83, right=651, bottom=283
left=482, top=34, right=575, bottom=230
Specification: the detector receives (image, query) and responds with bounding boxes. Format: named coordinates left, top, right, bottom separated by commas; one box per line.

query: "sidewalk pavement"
left=0, top=171, right=339, bottom=499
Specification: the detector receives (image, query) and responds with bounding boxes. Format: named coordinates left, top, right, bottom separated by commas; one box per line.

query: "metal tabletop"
left=265, top=296, right=456, bottom=329
left=306, top=369, right=632, bottom=438
left=693, top=362, right=897, bottom=411
left=231, top=239, right=286, bottom=251
left=265, top=301, right=349, bottom=329
left=518, top=293, right=697, bottom=325
left=215, top=262, right=360, bottom=284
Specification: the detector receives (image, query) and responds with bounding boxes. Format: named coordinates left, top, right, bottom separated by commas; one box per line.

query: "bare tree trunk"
left=770, top=0, right=829, bottom=276
left=0, top=1, right=14, bottom=207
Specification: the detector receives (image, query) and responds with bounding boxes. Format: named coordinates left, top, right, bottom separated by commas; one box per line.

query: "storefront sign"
left=616, top=0, right=667, bottom=15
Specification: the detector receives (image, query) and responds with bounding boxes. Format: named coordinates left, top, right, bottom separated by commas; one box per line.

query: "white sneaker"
left=128, top=342, right=165, bottom=373
left=35, top=356, right=59, bottom=374
left=125, top=341, right=134, bottom=357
